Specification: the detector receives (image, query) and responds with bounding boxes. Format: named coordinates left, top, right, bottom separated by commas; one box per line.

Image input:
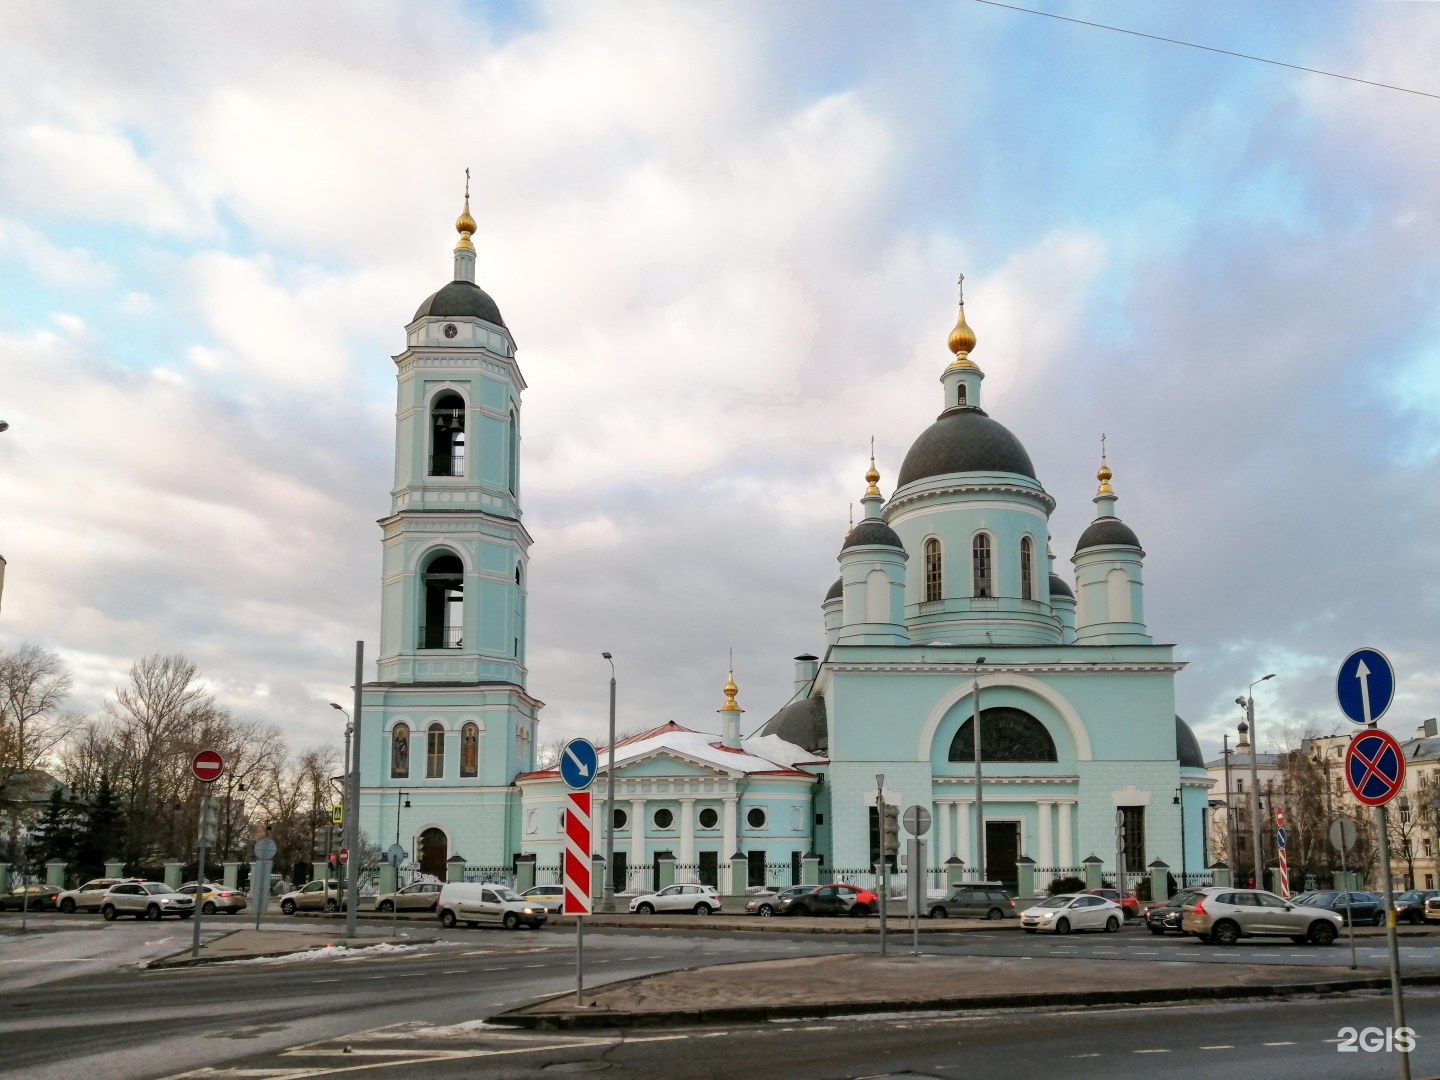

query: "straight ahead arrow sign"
left=1356, top=659, right=1373, bottom=725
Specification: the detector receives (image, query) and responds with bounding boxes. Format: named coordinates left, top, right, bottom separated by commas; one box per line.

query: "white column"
left=593, top=799, right=606, bottom=856
left=937, top=797, right=952, bottom=862
left=679, top=797, right=696, bottom=881
left=722, top=795, right=738, bottom=861
left=630, top=797, right=647, bottom=892
left=957, top=798, right=972, bottom=871
left=1058, top=799, right=1073, bottom=868
left=1037, top=799, right=1053, bottom=869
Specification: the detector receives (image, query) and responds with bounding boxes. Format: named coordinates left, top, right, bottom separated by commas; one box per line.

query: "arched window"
left=420, top=551, right=463, bottom=649
left=948, top=707, right=1058, bottom=762
left=1106, top=567, right=1131, bottom=622
left=508, top=408, right=518, bottom=494
left=972, top=533, right=993, bottom=598
left=957, top=383, right=967, bottom=407
left=391, top=723, right=410, bottom=778
left=1020, top=536, right=1034, bottom=601
left=924, top=538, right=942, bottom=603
left=460, top=722, right=479, bottom=778
left=426, top=723, right=445, bottom=778
left=418, top=827, right=447, bottom=878
left=429, top=392, right=466, bottom=476
left=865, top=568, right=889, bottom=622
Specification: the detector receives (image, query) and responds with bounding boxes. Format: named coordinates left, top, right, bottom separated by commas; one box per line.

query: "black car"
left=1293, top=890, right=1384, bottom=926
left=1392, top=890, right=1440, bottom=925
left=1145, top=889, right=1202, bottom=935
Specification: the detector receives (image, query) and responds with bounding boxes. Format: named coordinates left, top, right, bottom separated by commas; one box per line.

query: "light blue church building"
left=357, top=200, right=1212, bottom=894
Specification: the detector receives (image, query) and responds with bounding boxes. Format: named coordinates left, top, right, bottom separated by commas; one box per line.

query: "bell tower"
left=360, top=184, right=541, bottom=871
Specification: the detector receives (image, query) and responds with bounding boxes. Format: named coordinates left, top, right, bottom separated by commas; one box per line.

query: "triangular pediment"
left=604, top=747, right=742, bottom=779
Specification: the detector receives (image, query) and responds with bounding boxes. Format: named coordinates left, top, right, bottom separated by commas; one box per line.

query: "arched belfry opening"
left=430, top=392, right=466, bottom=476
left=421, top=552, right=464, bottom=649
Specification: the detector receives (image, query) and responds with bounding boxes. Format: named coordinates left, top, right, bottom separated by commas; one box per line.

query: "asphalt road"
left=5, top=913, right=1440, bottom=1079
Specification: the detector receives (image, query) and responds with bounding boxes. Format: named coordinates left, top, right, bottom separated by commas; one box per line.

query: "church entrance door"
left=985, top=821, right=1020, bottom=893
left=698, top=851, right=718, bottom=888
left=419, top=828, right=447, bottom=878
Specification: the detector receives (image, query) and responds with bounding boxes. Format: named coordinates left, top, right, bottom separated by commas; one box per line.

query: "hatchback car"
left=1145, top=890, right=1203, bottom=935
left=927, top=885, right=1016, bottom=921
left=179, top=881, right=248, bottom=914
left=778, top=883, right=878, bottom=917
left=1287, top=890, right=1383, bottom=926
left=0, top=884, right=61, bottom=911
left=630, top=883, right=722, bottom=915
left=100, top=881, right=195, bottom=920
left=1181, top=887, right=1342, bottom=946
left=57, top=877, right=139, bottom=913
left=518, top=885, right=565, bottom=914
left=279, top=879, right=346, bottom=914
left=376, top=881, right=443, bottom=914
left=1020, top=893, right=1122, bottom=934
left=746, top=886, right=813, bottom=916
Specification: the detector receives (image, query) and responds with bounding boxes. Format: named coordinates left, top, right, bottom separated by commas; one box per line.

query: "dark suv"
left=1145, top=889, right=1203, bottom=935
left=927, top=885, right=1016, bottom=920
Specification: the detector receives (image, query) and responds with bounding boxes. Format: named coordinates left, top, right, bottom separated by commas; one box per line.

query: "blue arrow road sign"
left=1276, top=827, right=1287, bottom=850
left=559, top=738, right=598, bottom=789
left=1336, top=647, right=1395, bottom=726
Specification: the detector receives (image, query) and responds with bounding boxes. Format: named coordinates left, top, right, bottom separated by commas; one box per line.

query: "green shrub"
left=1047, top=875, right=1086, bottom=895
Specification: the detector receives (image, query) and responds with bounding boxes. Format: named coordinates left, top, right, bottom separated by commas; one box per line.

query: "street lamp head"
left=329, top=702, right=345, bottom=711
left=1235, top=696, right=1247, bottom=708
left=975, top=655, right=986, bottom=666
left=0, top=420, right=9, bottom=432
left=1261, top=673, right=1276, bottom=682
left=601, top=651, right=612, bottom=660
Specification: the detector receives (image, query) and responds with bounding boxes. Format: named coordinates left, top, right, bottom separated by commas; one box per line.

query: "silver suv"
left=57, top=877, right=140, bottom=913
left=100, top=881, right=196, bottom=921
left=1181, top=887, right=1342, bottom=946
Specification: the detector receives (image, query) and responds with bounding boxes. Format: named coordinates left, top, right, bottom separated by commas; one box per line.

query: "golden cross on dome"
left=957, top=272, right=965, bottom=305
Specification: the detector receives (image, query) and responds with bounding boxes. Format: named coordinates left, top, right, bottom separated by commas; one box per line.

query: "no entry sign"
left=191, top=749, right=224, bottom=783
left=1345, top=729, right=1405, bottom=807
left=338, top=847, right=349, bottom=866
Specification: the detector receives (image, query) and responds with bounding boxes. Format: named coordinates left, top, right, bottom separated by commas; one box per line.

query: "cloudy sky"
left=0, top=1, right=1437, bottom=762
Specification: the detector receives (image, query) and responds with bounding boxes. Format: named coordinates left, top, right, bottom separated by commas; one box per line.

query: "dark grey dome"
left=1075, top=517, right=1141, bottom=553
left=897, top=407, right=1037, bottom=487
left=1176, top=715, right=1204, bottom=769
left=824, top=577, right=843, bottom=602
left=759, top=695, right=827, bottom=754
left=842, top=520, right=904, bottom=551
left=1047, top=572, right=1073, bottom=600
left=413, top=280, right=506, bottom=327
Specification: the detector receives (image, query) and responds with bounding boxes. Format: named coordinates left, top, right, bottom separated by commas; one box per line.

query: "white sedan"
left=629, top=883, right=721, bottom=915
left=1020, top=893, right=1122, bottom=934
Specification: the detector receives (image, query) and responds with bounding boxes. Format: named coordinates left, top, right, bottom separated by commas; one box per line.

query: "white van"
left=437, top=881, right=548, bottom=930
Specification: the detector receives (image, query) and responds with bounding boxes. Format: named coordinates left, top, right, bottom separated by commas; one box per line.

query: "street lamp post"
left=600, top=652, right=617, bottom=912
left=1221, top=733, right=1236, bottom=880
left=972, top=656, right=986, bottom=883
left=1173, top=787, right=1187, bottom=888
left=395, top=791, right=410, bottom=847
left=1238, top=673, right=1275, bottom=887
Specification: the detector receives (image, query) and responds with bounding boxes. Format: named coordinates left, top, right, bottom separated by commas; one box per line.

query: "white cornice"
left=825, top=661, right=1185, bottom=675
left=886, top=481, right=1056, bottom=517
left=935, top=775, right=1080, bottom=785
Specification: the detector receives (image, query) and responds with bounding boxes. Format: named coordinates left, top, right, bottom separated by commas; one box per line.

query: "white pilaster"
left=722, top=795, right=738, bottom=860
left=957, top=798, right=972, bottom=870
left=1058, top=799, right=1073, bottom=868
left=1037, top=799, right=1053, bottom=869
left=679, top=797, right=696, bottom=880
left=938, top=798, right=952, bottom=862
left=593, top=799, right=605, bottom=856
left=630, top=797, right=647, bottom=892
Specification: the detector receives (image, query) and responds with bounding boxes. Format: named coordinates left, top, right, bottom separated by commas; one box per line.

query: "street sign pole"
left=1331, top=817, right=1359, bottom=970
left=192, top=787, right=211, bottom=959
left=560, top=738, right=597, bottom=1006
left=346, top=640, right=363, bottom=941
left=1376, top=803, right=1409, bottom=1080
left=902, top=805, right=932, bottom=958
left=875, top=774, right=886, bottom=958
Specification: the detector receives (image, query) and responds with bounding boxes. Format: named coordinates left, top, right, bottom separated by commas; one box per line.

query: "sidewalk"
left=493, top=952, right=1440, bottom=1030
left=148, top=929, right=438, bottom=968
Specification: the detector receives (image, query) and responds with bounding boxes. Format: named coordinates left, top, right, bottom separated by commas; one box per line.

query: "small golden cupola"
left=455, top=169, right=476, bottom=252
left=719, top=661, right=744, bottom=749
left=940, top=275, right=984, bottom=412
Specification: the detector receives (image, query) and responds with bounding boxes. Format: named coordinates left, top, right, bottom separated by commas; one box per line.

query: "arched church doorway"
left=419, top=828, right=448, bottom=878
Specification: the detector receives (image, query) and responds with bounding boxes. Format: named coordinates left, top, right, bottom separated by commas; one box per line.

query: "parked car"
left=1181, top=887, right=1342, bottom=946
left=57, top=877, right=140, bottom=914
left=279, top=879, right=346, bottom=915
left=178, top=881, right=248, bottom=914
left=777, top=883, right=878, bottom=918
left=0, top=884, right=62, bottom=911
left=1393, top=890, right=1440, bottom=925
left=1021, top=893, right=1122, bottom=934
left=376, top=881, right=444, bottom=913
left=1082, top=888, right=1140, bottom=919
left=745, top=886, right=813, bottom=916
left=516, top=885, right=566, bottom=915
left=100, top=881, right=195, bottom=921
left=1145, top=890, right=1203, bottom=935
left=1285, top=890, right=1383, bottom=926
left=630, top=883, right=722, bottom=915
left=927, top=885, right=1017, bottom=920
left=437, top=882, right=547, bottom=929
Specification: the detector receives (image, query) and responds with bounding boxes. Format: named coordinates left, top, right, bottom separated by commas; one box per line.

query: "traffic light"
left=882, top=803, right=900, bottom=859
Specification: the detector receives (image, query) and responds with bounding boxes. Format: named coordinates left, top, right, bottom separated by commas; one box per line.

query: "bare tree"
left=0, top=643, right=81, bottom=859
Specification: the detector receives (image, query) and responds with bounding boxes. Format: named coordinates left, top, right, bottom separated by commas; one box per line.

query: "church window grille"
left=746, top=807, right=767, bottom=829
left=391, top=723, right=410, bottom=779
left=948, top=707, right=1058, bottom=763
left=460, top=722, right=479, bottom=778
left=924, top=538, right=942, bottom=603
left=972, top=533, right=993, bottom=597
left=426, top=723, right=445, bottom=778
left=429, top=392, right=466, bottom=477
left=1120, top=806, right=1145, bottom=871
left=698, top=807, right=718, bottom=829
left=1020, top=536, right=1034, bottom=601
left=957, top=383, right=967, bottom=407
left=420, top=552, right=464, bottom=649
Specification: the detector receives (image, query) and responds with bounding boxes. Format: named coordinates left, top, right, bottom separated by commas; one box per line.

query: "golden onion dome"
left=455, top=193, right=476, bottom=252
left=720, top=668, right=742, bottom=712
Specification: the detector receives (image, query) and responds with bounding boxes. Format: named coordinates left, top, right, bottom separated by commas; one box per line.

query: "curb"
left=491, top=972, right=1440, bottom=1031
left=147, top=935, right=439, bottom=969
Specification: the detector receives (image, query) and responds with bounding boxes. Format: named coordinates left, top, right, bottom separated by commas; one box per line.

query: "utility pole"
left=1222, top=733, right=1236, bottom=880
left=972, top=657, right=986, bottom=882
left=346, top=641, right=363, bottom=938
left=1240, top=674, right=1275, bottom=888
left=601, top=652, right=617, bottom=912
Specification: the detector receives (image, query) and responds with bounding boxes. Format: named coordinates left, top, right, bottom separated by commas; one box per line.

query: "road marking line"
left=1200, top=1045, right=1233, bottom=1050
left=1071, top=1053, right=1101, bottom=1058
left=627, top=1035, right=690, bottom=1043
left=1134, top=1049, right=1169, bottom=1054
left=1264, top=1041, right=1295, bottom=1046
left=442, top=970, right=466, bottom=974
